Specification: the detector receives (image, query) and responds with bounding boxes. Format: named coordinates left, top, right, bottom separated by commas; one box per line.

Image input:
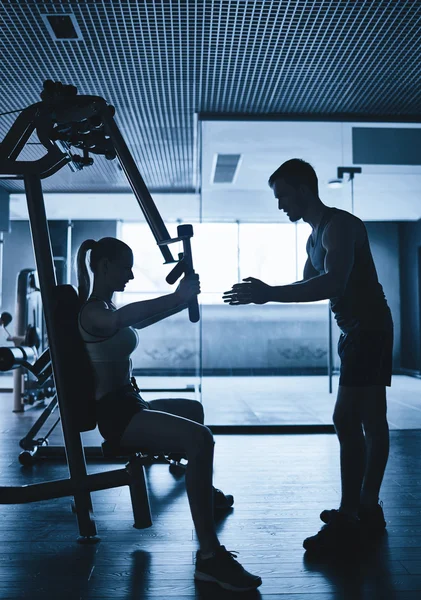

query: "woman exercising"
left=76, top=237, right=262, bottom=593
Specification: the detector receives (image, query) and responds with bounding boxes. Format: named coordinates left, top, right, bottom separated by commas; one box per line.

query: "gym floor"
left=120, top=374, right=421, bottom=428
left=2, top=374, right=421, bottom=428
left=1, top=377, right=421, bottom=598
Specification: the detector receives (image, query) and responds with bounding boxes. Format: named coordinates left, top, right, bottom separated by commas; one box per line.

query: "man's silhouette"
left=223, top=158, right=393, bottom=553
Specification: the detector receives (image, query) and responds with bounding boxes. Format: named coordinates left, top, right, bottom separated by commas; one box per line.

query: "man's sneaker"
left=195, top=545, right=262, bottom=592
left=303, top=511, right=361, bottom=553
left=358, top=502, right=386, bottom=534
left=320, top=502, right=386, bottom=534
left=319, top=508, right=340, bottom=524
left=213, top=487, right=234, bottom=510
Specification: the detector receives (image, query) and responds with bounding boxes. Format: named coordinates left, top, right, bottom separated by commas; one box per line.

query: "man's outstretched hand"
left=223, top=277, right=272, bottom=305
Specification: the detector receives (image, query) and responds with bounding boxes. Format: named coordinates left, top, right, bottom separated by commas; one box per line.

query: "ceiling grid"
left=0, top=0, right=419, bottom=193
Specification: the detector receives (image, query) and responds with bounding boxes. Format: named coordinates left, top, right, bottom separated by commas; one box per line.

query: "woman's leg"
left=147, top=398, right=204, bottom=424
left=146, top=398, right=233, bottom=509
left=120, top=408, right=219, bottom=554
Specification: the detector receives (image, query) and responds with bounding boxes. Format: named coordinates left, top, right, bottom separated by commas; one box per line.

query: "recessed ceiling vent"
left=212, top=154, right=242, bottom=184
left=42, top=14, right=83, bottom=41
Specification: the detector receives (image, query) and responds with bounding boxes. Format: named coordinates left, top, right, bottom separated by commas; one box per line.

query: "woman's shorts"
left=97, top=384, right=150, bottom=443
left=338, top=327, right=394, bottom=387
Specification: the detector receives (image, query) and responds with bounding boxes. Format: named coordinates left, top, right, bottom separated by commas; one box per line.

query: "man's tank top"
left=78, top=297, right=139, bottom=401
left=307, top=207, right=392, bottom=333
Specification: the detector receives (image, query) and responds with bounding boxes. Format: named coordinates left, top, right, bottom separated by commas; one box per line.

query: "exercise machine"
left=0, top=80, right=198, bottom=542
left=1, top=268, right=52, bottom=411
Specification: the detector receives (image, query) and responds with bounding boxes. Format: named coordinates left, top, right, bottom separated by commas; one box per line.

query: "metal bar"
left=24, top=173, right=97, bottom=538
left=209, top=425, right=336, bottom=434
left=12, top=270, right=31, bottom=413
left=0, top=232, right=3, bottom=308
left=26, top=445, right=147, bottom=460
left=127, top=457, right=152, bottom=529
left=328, top=304, right=333, bottom=394
left=0, top=153, right=69, bottom=179
left=100, top=110, right=175, bottom=264
left=177, top=225, right=199, bottom=323
left=0, top=468, right=130, bottom=504
left=198, top=112, right=421, bottom=123
left=12, top=371, right=24, bottom=413
left=19, top=395, right=58, bottom=450
left=0, top=104, right=39, bottom=161
left=66, top=220, right=72, bottom=284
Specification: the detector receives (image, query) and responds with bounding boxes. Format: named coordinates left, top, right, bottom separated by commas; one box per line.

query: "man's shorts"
left=338, top=327, right=394, bottom=387
left=97, top=383, right=151, bottom=443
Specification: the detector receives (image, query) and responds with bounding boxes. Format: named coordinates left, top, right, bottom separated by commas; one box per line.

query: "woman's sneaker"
left=195, top=545, right=262, bottom=592
left=320, top=502, right=386, bottom=535
left=213, top=487, right=234, bottom=510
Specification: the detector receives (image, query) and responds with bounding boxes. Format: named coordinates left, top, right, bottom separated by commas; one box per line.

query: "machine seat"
left=101, top=439, right=151, bottom=459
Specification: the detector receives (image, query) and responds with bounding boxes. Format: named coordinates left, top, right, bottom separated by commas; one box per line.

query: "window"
left=119, top=221, right=326, bottom=305
left=190, top=223, right=238, bottom=304
left=297, top=222, right=312, bottom=280
left=116, top=223, right=177, bottom=304
left=239, top=224, right=296, bottom=285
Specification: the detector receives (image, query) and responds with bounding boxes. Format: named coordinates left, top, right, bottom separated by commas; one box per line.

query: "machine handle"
left=165, top=259, right=185, bottom=285
left=177, top=225, right=200, bottom=324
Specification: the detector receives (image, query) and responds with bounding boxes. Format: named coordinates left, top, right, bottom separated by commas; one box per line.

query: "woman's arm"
left=132, top=301, right=188, bottom=329
left=81, top=275, right=199, bottom=337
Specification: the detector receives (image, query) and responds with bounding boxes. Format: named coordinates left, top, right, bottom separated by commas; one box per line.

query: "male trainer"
left=223, top=158, right=393, bottom=553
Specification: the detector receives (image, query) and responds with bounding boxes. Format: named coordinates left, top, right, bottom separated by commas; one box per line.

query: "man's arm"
left=291, top=257, right=319, bottom=285
left=269, top=215, right=357, bottom=303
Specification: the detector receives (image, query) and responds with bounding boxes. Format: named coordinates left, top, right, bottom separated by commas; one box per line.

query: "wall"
left=365, top=222, right=401, bottom=368
left=399, top=219, right=421, bottom=372
left=131, top=303, right=331, bottom=375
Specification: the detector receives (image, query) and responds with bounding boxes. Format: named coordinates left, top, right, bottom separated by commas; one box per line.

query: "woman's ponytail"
left=76, top=239, right=96, bottom=305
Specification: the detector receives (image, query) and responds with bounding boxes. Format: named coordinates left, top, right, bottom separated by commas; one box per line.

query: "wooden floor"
left=1, top=395, right=421, bottom=598
left=3, top=374, right=421, bottom=427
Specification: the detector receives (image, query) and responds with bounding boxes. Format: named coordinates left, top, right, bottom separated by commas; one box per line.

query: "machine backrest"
left=52, top=285, right=96, bottom=432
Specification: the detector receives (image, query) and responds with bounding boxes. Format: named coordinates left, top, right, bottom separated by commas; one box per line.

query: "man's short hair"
left=268, top=158, right=319, bottom=196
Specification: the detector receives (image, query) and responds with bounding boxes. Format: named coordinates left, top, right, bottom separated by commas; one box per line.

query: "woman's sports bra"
left=78, top=296, right=139, bottom=401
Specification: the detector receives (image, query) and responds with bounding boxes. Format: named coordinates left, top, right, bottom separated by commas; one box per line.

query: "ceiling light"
left=211, top=154, right=242, bottom=184
left=42, top=14, right=83, bottom=41
left=327, top=179, right=343, bottom=189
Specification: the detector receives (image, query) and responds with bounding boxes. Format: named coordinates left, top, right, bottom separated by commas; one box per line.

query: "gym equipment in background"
left=0, top=269, right=52, bottom=410
left=0, top=80, right=197, bottom=542
left=9, top=269, right=51, bottom=411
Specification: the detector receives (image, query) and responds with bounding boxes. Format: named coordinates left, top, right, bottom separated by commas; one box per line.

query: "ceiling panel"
left=0, top=1, right=420, bottom=194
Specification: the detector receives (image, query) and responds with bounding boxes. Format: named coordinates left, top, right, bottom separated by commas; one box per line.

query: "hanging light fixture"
left=333, top=166, right=362, bottom=214
left=327, top=179, right=343, bottom=189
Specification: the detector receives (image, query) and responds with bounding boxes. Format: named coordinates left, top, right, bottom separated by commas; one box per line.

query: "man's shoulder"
left=329, top=207, right=365, bottom=230
left=323, top=208, right=366, bottom=244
